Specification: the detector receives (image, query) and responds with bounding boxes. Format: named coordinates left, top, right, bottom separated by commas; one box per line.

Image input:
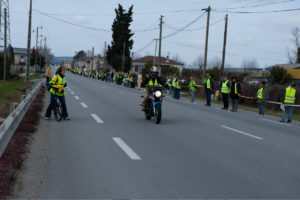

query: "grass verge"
left=0, top=73, right=42, bottom=120
left=0, top=86, right=45, bottom=198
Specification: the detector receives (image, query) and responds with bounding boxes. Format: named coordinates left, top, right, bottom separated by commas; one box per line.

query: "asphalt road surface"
left=40, top=71, right=300, bottom=199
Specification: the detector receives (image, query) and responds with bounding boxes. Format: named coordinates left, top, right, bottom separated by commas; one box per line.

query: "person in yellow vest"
left=174, top=76, right=182, bottom=100
left=189, top=76, right=196, bottom=102
left=172, top=74, right=177, bottom=98
left=141, top=66, right=165, bottom=111
left=204, top=73, right=213, bottom=106
left=165, top=76, right=172, bottom=96
left=256, top=81, right=268, bottom=118
left=230, top=76, right=241, bottom=112
left=221, top=76, right=230, bottom=110
left=280, top=82, right=297, bottom=123
left=44, top=67, right=69, bottom=120
left=127, top=74, right=133, bottom=88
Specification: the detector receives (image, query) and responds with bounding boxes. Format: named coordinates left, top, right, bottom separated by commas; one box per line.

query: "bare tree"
left=193, top=55, right=204, bottom=70
left=208, top=56, right=221, bottom=69
left=241, top=58, right=259, bottom=73
left=287, top=27, right=300, bottom=64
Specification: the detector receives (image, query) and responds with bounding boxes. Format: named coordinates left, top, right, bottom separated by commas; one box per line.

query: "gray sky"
left=9, top=0, right=300, bottom=68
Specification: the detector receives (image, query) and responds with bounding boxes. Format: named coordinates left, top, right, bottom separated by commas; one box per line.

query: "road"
left=39, top=71, right=300, bottom=199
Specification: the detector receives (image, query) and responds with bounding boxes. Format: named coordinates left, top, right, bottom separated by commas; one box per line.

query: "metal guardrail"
left=0, top=81, right=43, bottom=158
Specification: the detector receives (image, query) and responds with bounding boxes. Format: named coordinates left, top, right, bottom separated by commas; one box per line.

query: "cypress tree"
left=107, top=4, right=134, bottom=72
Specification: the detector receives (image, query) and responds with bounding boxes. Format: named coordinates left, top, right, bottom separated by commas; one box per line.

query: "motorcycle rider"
left=141, top=66, right=165, bottom=111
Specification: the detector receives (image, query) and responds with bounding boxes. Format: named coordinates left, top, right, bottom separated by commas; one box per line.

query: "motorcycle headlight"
left=155, top=91, right=162, bottom=98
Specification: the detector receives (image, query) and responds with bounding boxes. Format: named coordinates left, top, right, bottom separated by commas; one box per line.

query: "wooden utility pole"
left=202, top=6, right=211, bottom=80
left=26, top=0, right=32, bottom=82
left=221, top=14, right=228, bottom=77
left=153, top=39, right=158, bottom=66
left=158, top=15, right=163, bottom=68
left=0, top=1, right=2, bottom=43
left=131, top=52, right=134, bottom=73
left=40, top=36, right=43, bottom=68
left=3, top=8, right=7, bottom=80
left=104, top=41, right=107, bottom=65
left=44, top=37, right=47, bottom=64
left=122, top=41, right=125, bottom=71
left=35, top=27, right=39, bottom=70
left=91, top=47, right=94, bottom=71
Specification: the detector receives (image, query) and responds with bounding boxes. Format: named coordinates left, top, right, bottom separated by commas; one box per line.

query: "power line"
left=162, top=12, right=206, bottom=39
left=165, top=17, right=224, bottom=32
left=34, top=9, right=160, bottom=33
left=215, top=0, right=295, bottom=11
left=213, top=7, right=300, bottom=14
left=134, top=39, right=155, bottom=54
left=33, top=9, right=111, bottom=32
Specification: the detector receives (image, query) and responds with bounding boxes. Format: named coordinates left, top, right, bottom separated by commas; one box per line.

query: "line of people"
left=71, top=68, right=297, bottom=123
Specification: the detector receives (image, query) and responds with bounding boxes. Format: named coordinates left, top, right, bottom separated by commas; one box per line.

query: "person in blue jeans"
left=280, top=82, right=296, bottom=123
left=256, top=81, right=268, bottom=118
left=44, top=67, right=69, bottom=120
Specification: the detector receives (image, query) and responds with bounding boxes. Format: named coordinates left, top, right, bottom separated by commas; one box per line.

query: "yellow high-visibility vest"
left=284, top=87, right=296, bottom=104
left=257, top=88, right=263, bottom=99
left=207, top=78, right=211, bottom=89
left=221, top=80, right=229, bottom=94
left=49, top=74, right=66, bottom=96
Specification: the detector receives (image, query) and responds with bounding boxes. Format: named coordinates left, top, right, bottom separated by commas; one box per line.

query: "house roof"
left=13, top=47, right=29, bottom=55
left=268, top=64, right=300, bottom=69
left=133, top=56, right=184, bottom=66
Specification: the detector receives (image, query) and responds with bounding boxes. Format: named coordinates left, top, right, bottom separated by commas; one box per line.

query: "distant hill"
left=51, top=56, right=73, bottom=65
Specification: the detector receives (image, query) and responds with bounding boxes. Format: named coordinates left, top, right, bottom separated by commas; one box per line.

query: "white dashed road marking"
left=91, top=114, right=104, bottom=124
left=70, top=91, right=74, bottom=95
left=113, top=138, right=141, bottom=160
left=74, top=96, right=80, bottom=100
left=80, top=102, right=88, bottom=108
left=222, top=125, right=264, bottom=140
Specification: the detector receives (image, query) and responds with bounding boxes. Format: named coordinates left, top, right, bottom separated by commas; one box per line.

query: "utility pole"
left=3, top=8, right=7, bottom=80
left=158, top=15, right=163, bottom=68
left=153, top=39, right=158, bottom=66
left=202, top=6, right=211, bottom=80
left=40, top=35, right=43, bottom=68
left=44, top=37, right=47, bottom=65
left=122, top=41, right=125, bottom=71
left=0, top=1, right=2, bottom=45
left=131, top=52, right=134, bottom=73
left=104, top=41, right=106, bottom=60
left=221, top=14, right=228, bottom=77
left=35, top=27, right=39, bottom=70
left=91, top=47, right=94, bottom=71
left=26, top=0, right=33, bottom=82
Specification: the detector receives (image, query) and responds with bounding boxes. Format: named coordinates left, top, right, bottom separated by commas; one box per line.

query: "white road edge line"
left=222, top=125, right=264, bottom=140
left=74, top=96, right=80, bottom=100
left=80, top=102, right=88, bottom=108
left=113, top=137, right=141, bottom=160
left=91, top=113, right=104, bottom=124
left=261, top=118, right=292, bottom=126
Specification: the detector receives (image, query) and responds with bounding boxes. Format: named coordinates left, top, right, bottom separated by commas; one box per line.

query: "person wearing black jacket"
left=141, top=66, right=165, bottom=110
left=230, top=76, right=241, bottom=112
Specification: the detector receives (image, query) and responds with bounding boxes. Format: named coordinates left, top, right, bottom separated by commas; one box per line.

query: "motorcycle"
left=143, top=86, right=164, bottom=124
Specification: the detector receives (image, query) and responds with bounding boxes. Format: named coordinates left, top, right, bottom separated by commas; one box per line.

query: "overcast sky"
left=9, top=0, right=300, bottom=68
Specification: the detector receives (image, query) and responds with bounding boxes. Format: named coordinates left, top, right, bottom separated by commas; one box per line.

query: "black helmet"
left=150, top=66, right=159, bottom=78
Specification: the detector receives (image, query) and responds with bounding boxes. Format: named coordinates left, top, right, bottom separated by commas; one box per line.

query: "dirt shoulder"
left=11, top=91, right=51, bottom=199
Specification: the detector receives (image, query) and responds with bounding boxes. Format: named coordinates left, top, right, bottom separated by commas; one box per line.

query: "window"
left=138, top=65, right=144, bottom=72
